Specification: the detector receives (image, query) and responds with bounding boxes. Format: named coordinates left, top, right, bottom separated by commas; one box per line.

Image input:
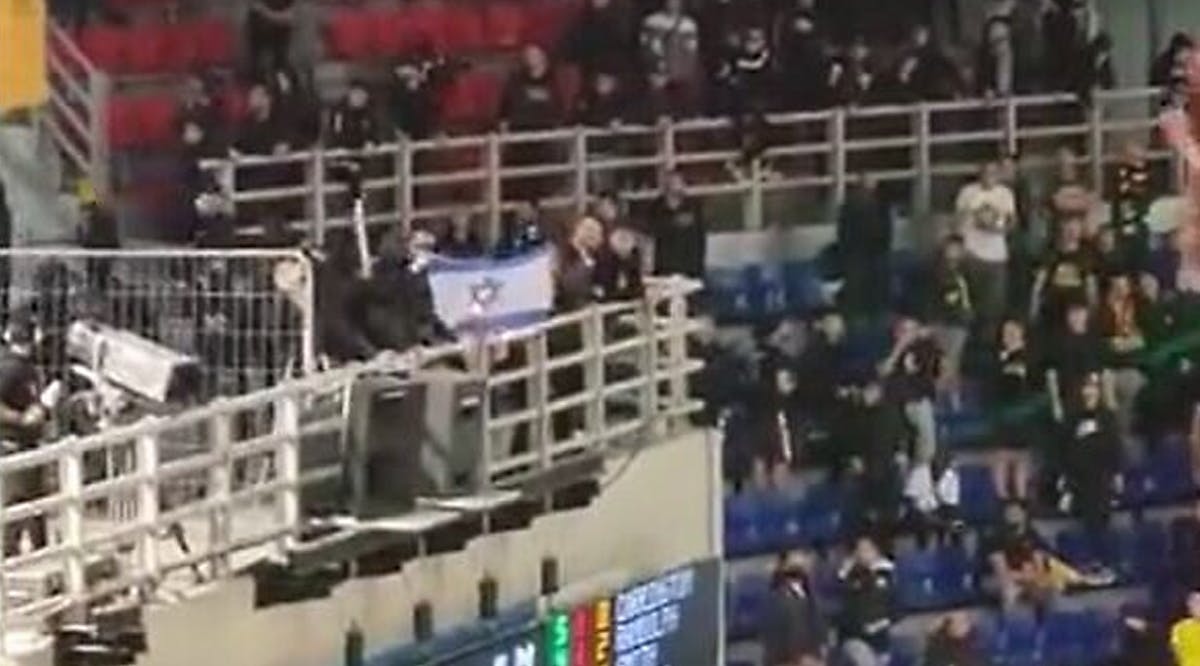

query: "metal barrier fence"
left=196, top=87, right=1170, bottom=240
left=44, top=23, right=111, bottom=197
left=0, top=248, right=315, bottom=402
left=0, top=276, right=701, bottom=644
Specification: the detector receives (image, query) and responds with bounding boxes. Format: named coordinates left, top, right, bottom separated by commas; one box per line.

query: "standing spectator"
left=753, top=366, right=803, bottom=488
left=798, top=309, right=859, bottom=468
left=976, top=17, right=1017, bottom=97
left=501, top=45, right=561, bottom=201
left=595, top=226, right=645, bottom=302
left=1074, top=32, right=1115, bottom=103
left=1042, top=0, right=1095, bottom=93
left=436, top=211, right=483, bottom=258
left=762, top=549, right=828, bottom=666
left=640, top=0, right=702, bottom=115
left=649, top=170, right=706, bottom=280
left=774, top=0, right=831, bottom=110
left=178, top=75, right=222, bottom=160
left=955, top=162, right=1016, bottom=340
left=577, top=70, right=631, bottom=128
left=1046, top=147, right=1094, bottom=227
left=988, top=318, right=1038, bottom=502
left=1031, top=216, right=1096, bottom=336
left=329, top=82, right=377, bottom=151
left=923, top=612, right=985, bottom=666
left=830, top=37, right=880, bottom=107
left=727, top=27, right=776, bottom=175
left=925, top=235, right=973, bottom=410
left=836, top=174, right=892, bottom=319
left=1151, top=33, right=1194, bottom=89
left=844, top=382, right=906, bottom=539
left=562, top=0, right=632, bottom=79
left=1111, top=142, right=1152, bottom=271
left=246, top=0, right=296, bottom=77
left=555, top=216, right=605, bottom=312
left=1173, top=592, right=1200, bottom=666
left=1097, top=274, right=1147, bottom=449
left=836, top=536, right=896, bottom=665
left=1059, top=374, right=1122, bottom=562
left=387, top=58, right=440, bottom=140
left=501, top=45, right=559, bottom=131
left=895, top=24, right=962, bottom=102
left=878, top=316, right=942, bottom=465
left=1045, top=301, right=1111, bottom=423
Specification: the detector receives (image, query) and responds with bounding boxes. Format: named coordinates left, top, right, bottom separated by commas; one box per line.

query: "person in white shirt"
left=903, top=450, right=963, bottom=548
left=955, top=161, right=1017, bottom=340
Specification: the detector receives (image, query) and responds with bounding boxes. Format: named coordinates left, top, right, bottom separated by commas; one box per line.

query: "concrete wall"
left=127, top=429, right=719, bottom=666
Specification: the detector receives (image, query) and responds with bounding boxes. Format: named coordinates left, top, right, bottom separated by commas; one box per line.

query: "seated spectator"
left=894, top=25, right=962, bottom=102
left=878, top=316, right=942, bottom=465
left=1045, top=301, right=1111, bottom=424
left=925, top=235, right=973, bottom=410
left=640, top=0, right=703, bottom=115
left=988, top=318, right=1039, bottom=502
left=1097, top=274, right=1147, bottom=448
left=329, top=81, right=378, bottom=151
left=923, top=612, right=985, bottom=666
left=1058, top=374, right=1122, bottom=561
left=836, top=536, right=896, bottom=664
left=436, top=211, right=484, bottom=258
left=247, top=0, right=296, bottom=77
left=562, top=0, right=633, bottom=79
left=650, top=170, right=706, bottom=280
left=761, top=548, right=828, bottom=666
left=903, top=449, right=963, bottom=548
left=595, top=226, right=645, bottom=302
left=983, top=501, right=1073, bottom=612
left=1031, top=217, right=1096, bottom=336
left=1171, top=591, right=1200, bottom=666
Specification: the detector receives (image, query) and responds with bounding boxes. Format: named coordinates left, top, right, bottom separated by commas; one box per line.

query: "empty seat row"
left=77, top=21, right=235, bottom=75
left=325, top=1, right=579, bottom=61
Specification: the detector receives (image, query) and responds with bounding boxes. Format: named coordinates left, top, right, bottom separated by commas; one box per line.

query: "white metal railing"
left=44, top=22, right=112, bottom=197
left=0, top=276, right=701, bottom=641
left=195, top=87, right=1171, bottom=240
left=0, top=247, right=315, bottom=399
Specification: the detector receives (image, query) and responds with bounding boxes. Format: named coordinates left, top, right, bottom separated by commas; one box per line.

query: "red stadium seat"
left=554, top=65, right=582, bottom=116
left=78, top=24, right=127, bottom=73
left=137, top=95, right=178, bottom=147
left=438, top=71, right=502, bottom=127
left=371, top=8, right=423, bottom=58
left=484, top=3, right=526, bottom=49
left=217, top=84, right=249, bottom=126
left=522, top=0, right=581, bottom=49
left=327, top=9, right=374, bottom=60
left=437, top=5, right=486, bottom=53
left=191, top=19, right=235, bottom=68
left=105, top=96, right=141, bottom=149
left=124, top=24, right=175, bottom=74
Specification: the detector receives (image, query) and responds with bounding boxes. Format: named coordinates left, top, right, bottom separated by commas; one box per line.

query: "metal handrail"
left=0, top=276, right=702, bottom=642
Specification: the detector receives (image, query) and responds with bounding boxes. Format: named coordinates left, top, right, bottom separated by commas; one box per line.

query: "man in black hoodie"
left=650, top=170, right=706, bottom=280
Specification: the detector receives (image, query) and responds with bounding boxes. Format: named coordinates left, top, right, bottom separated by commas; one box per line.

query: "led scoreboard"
left=543, top=559, right=721, bottom=666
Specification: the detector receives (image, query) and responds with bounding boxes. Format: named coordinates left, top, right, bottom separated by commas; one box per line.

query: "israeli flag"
left=426, top=248, right=555, bottom=332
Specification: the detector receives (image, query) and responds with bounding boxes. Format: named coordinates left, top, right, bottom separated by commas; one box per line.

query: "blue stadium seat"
left=1055, top=528, right=1117, bottom=570
left=724, top=493, right=766, bottom=558
left=989, top=613, right=1040, bottom=666
left=728, top=573, right=770, bottom=641
left=934, top=546, right=977, bottom=606
left=1113, top=520, right=1169, bottom=582
left=782, top=261, right=825, bottom=312
left=896, top=549, right=941, bottom=611
left=757, top=264, right=790, bottom=318
left=759, top=492, right=805, bottom=551
left=799, top=482, right=845, bottom=544
left=958, top=464, right=1000, bottom=524
left=1147, top=443, right=1197, bottom=503
left=706, top=267, right=753, bottom=321
left=1041, top=609, right=1091, bottom=665
left=1120, top=462, right=1152, bottom=508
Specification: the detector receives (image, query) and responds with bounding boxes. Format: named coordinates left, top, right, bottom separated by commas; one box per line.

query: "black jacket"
left=650, top=196, right=705, bottom=279
left=760, top=575, right=827, bottom=665
left=837, top=559, right=895, bottom=644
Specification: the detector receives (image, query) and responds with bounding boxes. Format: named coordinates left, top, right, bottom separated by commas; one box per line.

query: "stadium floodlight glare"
left=66, top=320, right=202, bottom=404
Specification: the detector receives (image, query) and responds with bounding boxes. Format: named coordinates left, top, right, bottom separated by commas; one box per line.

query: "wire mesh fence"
left=0, top=248, right=314, bottom=402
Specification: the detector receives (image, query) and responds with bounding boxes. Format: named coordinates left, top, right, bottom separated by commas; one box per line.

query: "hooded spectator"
left=650, top=170, right=706, bottom=280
